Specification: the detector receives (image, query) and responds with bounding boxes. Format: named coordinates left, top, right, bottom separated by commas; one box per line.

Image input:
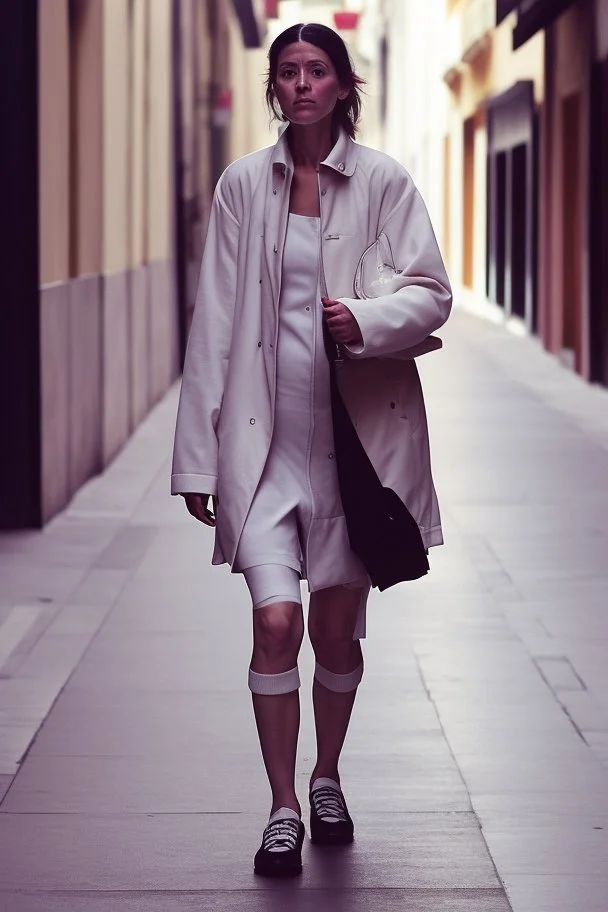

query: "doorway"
left=510, top=143, right=527, bottom=319
left=561, top=92, right=582, bottom=370
left=590, top=58, right=608, bottom=386
left=463, top=117, right=475, bottom=288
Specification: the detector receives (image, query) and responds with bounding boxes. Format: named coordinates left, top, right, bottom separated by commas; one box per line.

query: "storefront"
left=485, top=80, right=537, bottom=328
left=589, top=1, right=608, bottom=385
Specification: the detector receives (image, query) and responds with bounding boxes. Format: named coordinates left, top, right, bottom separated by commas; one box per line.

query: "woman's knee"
left=308, top=587, right=362, bottom=666
left=253, top=602, right=304, bottom=660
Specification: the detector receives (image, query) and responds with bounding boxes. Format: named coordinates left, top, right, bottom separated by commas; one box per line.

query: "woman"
left=171, top=22, right=451, bottom=877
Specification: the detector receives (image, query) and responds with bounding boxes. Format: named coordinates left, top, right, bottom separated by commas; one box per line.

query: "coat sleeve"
left=171, top=176, right=240, bottom=496
left=340, top=177, right=452, bottom=360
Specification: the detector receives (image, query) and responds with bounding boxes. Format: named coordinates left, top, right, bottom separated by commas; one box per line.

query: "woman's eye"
left=312, top=68, right=326, bottom=77
left=280, top=69, right=296, bottom=78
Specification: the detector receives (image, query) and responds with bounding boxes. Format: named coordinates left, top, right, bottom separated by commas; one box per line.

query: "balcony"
left=442, top=12, right=465, bottom=89
left=443, top=0, right=494, bottom=87
left=462, top=0, right=494, bottom=64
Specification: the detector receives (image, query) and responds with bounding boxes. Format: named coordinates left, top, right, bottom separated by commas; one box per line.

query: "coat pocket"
left=390, top=360, right=424, bottom=434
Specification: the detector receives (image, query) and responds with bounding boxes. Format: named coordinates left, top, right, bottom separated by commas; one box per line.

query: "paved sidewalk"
left=0, top=308, right=607, bottom=911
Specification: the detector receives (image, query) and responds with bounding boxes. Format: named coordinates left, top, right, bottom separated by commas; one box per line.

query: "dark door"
left=589, top=58, right=608, bottom=386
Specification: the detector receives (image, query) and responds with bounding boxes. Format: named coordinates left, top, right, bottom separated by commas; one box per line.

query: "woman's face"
left=273, top=41, right=348, bottom=127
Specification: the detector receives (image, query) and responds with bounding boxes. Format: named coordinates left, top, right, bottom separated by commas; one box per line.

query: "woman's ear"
left=338, top=88, right=349, bottom=101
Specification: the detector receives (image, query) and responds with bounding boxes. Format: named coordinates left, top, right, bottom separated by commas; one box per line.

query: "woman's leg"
left=307, top=585, right=364, bottom=786
left=246, top=565, right=305, bottom=817
left=250, top=600, right=304, bottom=816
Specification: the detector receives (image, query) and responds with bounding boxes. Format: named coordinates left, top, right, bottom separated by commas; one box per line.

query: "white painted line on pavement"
left=0, top=606, right=42, bottom=670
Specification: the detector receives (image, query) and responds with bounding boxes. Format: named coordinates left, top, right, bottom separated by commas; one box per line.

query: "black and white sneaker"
left=254, top=808, right=305, bottom=877
left=309, top=777, right=354, bottom=845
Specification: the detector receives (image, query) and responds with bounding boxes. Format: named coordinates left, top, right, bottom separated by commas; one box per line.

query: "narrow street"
left=1, top=308, right=607, bottom=911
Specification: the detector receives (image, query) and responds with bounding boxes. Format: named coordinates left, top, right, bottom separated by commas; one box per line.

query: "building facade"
left=386, top=0, right=608, bottom=389
left=0, top=0, right=265, bottom=529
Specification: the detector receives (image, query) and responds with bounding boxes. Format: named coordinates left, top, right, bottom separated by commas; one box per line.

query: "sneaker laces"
left=261, top=817, right=301, bottom=854
left=311, top=786, right=348, bottom=823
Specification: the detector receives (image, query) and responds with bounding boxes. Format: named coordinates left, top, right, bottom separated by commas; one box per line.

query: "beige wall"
left=71, top=0, right=103, bottom=277
left=130, top=0, right=148, bottom=267
left=102, top=0, right=130, bottom=274
left=38, top=0, right=70, bottom=285
left=457, top=16, right=545, bottom=120
left=228, top=12, right=271, bottom=161
left=147, top=0, right=173, bottom=261
left=444, top=6, right=544, bottom=306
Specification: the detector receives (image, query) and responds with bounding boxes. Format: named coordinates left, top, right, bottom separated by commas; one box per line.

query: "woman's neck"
left=287, top=120, right=336, bottom=171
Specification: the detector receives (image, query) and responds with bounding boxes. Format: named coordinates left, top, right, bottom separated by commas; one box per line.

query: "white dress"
left=234, top=213, right=368, bottom=599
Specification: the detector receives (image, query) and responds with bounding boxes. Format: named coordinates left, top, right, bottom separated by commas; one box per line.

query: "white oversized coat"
left=171, top=127, right=452, bottom=570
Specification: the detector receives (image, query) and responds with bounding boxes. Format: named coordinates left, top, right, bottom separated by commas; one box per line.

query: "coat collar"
left=270, top=124, right=360, bottom=177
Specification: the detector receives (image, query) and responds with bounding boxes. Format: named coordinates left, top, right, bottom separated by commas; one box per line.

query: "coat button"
left=328, top=452, right=334, bottom=459
left=250, top=418, right=255, bottom=425
left=337, top=162, right=345, bottom=171
left=390, top=401, right=396, bottom=409
left=321, top=188, right=327, bottom=196
left=273, top=189, right=277, bottom=195
left=273, top=244, right=278, bottom=253
left=305, top=306, right=310, bottom=311
left=257, top=341, right=262, bottom=347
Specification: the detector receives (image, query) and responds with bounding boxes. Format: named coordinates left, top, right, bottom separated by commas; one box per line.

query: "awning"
left=511, top=0, right=577, bottom=49
left=231, top=0, right=265, bottom=49
left=496, top=0, right=520, bottom=26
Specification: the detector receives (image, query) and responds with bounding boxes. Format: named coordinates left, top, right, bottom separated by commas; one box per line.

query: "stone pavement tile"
left=2, top=752, right=469, bottom=816
left=95, top=577, right=249, bottom=633
left=534, top=656, right=585, bottom=692
left=25, top=680, right=436, bottom=759
left=134, top=525, right=219, bottom=576
left=0, top=678, right=61, bottom=725
left=27, top=689, right=258, bottom=757
left=0, top=522, right=117, bottom=568
left=450, top=754, right=607, bottom=795
left=584, top=731, right=608, bottom=768
left=66, top=569, right=130, bottom=607
left=0, top=604, right=47, bottom=673
left=0, top=725, right=40, bottom=775
left=0, top=888, right=512, bottom=912
left=0, top=567, right=87, bottom=605
left=514, top=578, right=608, bottom=601
left=0, top=753, right=269, bottom=813
left=450, top=500, right=608, bottom=538
left=0, top=775, right=12, bottom=802
left=0, top=812, right=500, bottom=891
left=413, top=634, right=541, bottom=668
left=94, top=526, right=158, bottom=571
left=502, top=875, right=608, bottom=912
left=487, top=541, right=608, bottom=584
left=559, top=691, right=608, bottom=733
left=66, top=631, right=249, bottom=692
left=432, top=721, right=589, bottom=761
left=378, top=593, right=504, bottom=620
left=481, top=823, right=608, bottom=875
left=473, top=791, right=608, bottom=821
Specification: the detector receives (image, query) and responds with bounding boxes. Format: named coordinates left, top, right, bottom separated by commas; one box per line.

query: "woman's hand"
left=322, top=297, right=363, bottom=347
left=182, top=493, right=216, bottom=527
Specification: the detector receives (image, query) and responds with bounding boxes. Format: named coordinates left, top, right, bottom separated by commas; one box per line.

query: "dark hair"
left=265, top=23, right=365, bottom=138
